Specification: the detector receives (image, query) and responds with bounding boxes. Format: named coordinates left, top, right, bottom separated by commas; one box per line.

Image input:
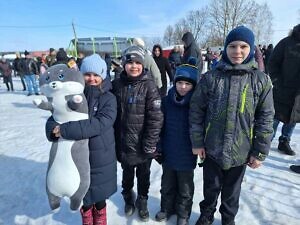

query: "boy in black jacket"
left=112, top=46, right=163, bottom=222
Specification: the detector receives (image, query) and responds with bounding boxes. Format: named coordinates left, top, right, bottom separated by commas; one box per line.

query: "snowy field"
left=0, top=78, right=299, bottom=225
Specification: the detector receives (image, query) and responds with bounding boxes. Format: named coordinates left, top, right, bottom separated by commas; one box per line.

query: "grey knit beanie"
left=80, top=54, right=107, bottom=80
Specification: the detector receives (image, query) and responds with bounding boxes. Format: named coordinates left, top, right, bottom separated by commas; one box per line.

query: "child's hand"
left=192, top=148, right=206, bottom=159
left=247, top=156, right=262, bottom=169
left=53, top=125, right=61, bottom=137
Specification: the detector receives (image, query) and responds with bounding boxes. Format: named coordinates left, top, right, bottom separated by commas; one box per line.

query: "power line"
left=0, top=24, right=70, bottom=28
left=75, top=23, right=159, bottom=37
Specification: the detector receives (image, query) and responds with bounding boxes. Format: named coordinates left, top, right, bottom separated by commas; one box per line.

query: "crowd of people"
left=1, top=24, right=300, bottom=225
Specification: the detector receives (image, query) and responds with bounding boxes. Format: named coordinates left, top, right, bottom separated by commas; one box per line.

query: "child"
left=189, top=26, right=274, bottom=225
left=112, top=46, right=163, bottom=222
left=48, top=54, right=118, bottom=225
left=155, top=61, right=198, bottom=225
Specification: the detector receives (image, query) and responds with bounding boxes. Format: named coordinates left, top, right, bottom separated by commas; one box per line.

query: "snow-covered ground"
left=0, top=78, right=299, bottom=225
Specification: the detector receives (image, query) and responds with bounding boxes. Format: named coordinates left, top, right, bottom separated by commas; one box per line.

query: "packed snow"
left=0, top=78, right=299, bottom=225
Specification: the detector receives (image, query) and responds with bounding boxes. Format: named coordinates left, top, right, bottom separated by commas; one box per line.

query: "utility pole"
left=72, top=20, right=78, bottom=58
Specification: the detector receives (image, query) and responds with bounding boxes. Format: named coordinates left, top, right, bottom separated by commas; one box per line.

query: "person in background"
left=46, top=48, right=56, bottom=67
left=112, top=46, right=163, bottom=222
left=211, top=51, right=220, bottom=70
left=190, top=26, right=274, bottom=225
left=76, top=52, right=85, bottom=69
left=168, top=45, right=182, bottom=75
left=104, top=53, right=112, bottom=78
left=155, top=60, right=198, bottom=225
left=254, top=45, right=265, bottom=72
left=13, top=52, right=26, bottom=91
left=181, top=31, right=203, bottom=75
left=54, top=48, right=69, bottom=65
left=111, top=58, right=123, bottom=80
left=152, top=44, right=173, bottom=97
left=268, top=24, right=300, bottom=156
left=36, top=54, right=48, bottom=74
left=132, top=37, right=163, bottom=88
left=263, top=44, right=273, bottom=74
left=47, top=54, right=117, bottom=225
left=20, top=50, right=40, bottom=96
left=205, top=48, right=214, bottom=71
left=0, top=57, right=14, bottom=91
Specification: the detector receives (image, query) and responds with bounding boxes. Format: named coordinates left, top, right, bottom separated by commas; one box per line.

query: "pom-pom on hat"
left=80, top=54, right=107, bottom=80
left=174, top=57, right=198, bottom=86
left=222, top=25, right=255, bottom=65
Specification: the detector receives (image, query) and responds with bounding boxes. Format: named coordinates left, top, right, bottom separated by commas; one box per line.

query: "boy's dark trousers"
left=200, top=157, right=246, bottom=225
left=121, top=159, right=152, bottom=197
left=160, top=166, right=194, bottom=219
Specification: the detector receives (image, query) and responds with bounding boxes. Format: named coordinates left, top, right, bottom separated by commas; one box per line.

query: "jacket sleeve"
left=165, top=58, right=173, bottom=82
left=189, top=75, right=208, bottom=148
left=267, top=39, right=285, bottom=85
left=59, top=94, right=117, bottom=140
left=45, top=116, right=60, bottom=142
left=149, top=56, right=163, bottom=88
left=251, top=75, right=275, bottom=161
left=143, top=80, right=164, bottom=154
left=156, top=97, right=166, bottom=153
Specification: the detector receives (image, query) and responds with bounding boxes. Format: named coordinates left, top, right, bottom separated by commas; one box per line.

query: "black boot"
left=290, top=165, right=300, bottom=174
left=155, top=210, right=174, bottom=222
left=135, top=195, right=149, bottom=222
left=122, top=190, right=135, bottom=216
left=195, top=214, right=214, bottom=225
left=278, top=136, right=296, bottom=155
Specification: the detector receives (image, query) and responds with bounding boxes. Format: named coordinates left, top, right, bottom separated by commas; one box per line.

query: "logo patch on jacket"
left=153, top=100, right=161, bottom=108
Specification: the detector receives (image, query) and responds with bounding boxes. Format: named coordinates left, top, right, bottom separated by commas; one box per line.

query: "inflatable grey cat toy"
left=33, top=64, right=90, bottom=211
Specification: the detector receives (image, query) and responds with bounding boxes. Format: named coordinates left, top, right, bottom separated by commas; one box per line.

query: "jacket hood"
left=216, top=60, right=257, bottom=73
left=182, top=32, right=195, bottom=48
left=152, top=44, right=163, bottom=58
left=168, top=86, right=193, bottom=106
left=291, top=24, right=300, bottom=42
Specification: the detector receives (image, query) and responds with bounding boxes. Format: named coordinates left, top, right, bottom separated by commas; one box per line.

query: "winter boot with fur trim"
left=93, top=205, right=107, bottom=225
left=80, top=207, right=93, bottom=225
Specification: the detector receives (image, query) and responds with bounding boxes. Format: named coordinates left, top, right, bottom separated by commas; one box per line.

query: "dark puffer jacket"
left=160, top=87, right=197, bottom=171
left=152, top=44, right=173, bottom=88
left=182, top=32, right=203, bottom=73
left=190, top=61, right=274, bottom=170
left=112, top=70, right=163, bottom=166
left=268, top=24, right=300, bottom=123
left=46, top=85, right=117, bottom=205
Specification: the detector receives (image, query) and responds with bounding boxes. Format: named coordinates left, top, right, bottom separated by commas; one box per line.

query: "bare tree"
left=208, top=0, right=257, bottom=44
left=249, top=2, right=273, bottom=44
left=184, top=8, right=208, bottom=42
left=172, top=19, right=188, bottom=45
left=144, top=37, right=162, bottom=50
left=163, top=25, right=174, bottom=46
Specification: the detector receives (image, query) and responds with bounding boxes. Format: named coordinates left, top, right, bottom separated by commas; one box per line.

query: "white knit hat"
left=133, top=37, right=145, bottom=48
left=80, top=54, right=107, bottom=80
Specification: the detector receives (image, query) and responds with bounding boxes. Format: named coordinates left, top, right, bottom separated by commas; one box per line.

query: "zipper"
left=204, top=122, right=211, bottom=142
left=240, top=84, right=249, bottom=113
